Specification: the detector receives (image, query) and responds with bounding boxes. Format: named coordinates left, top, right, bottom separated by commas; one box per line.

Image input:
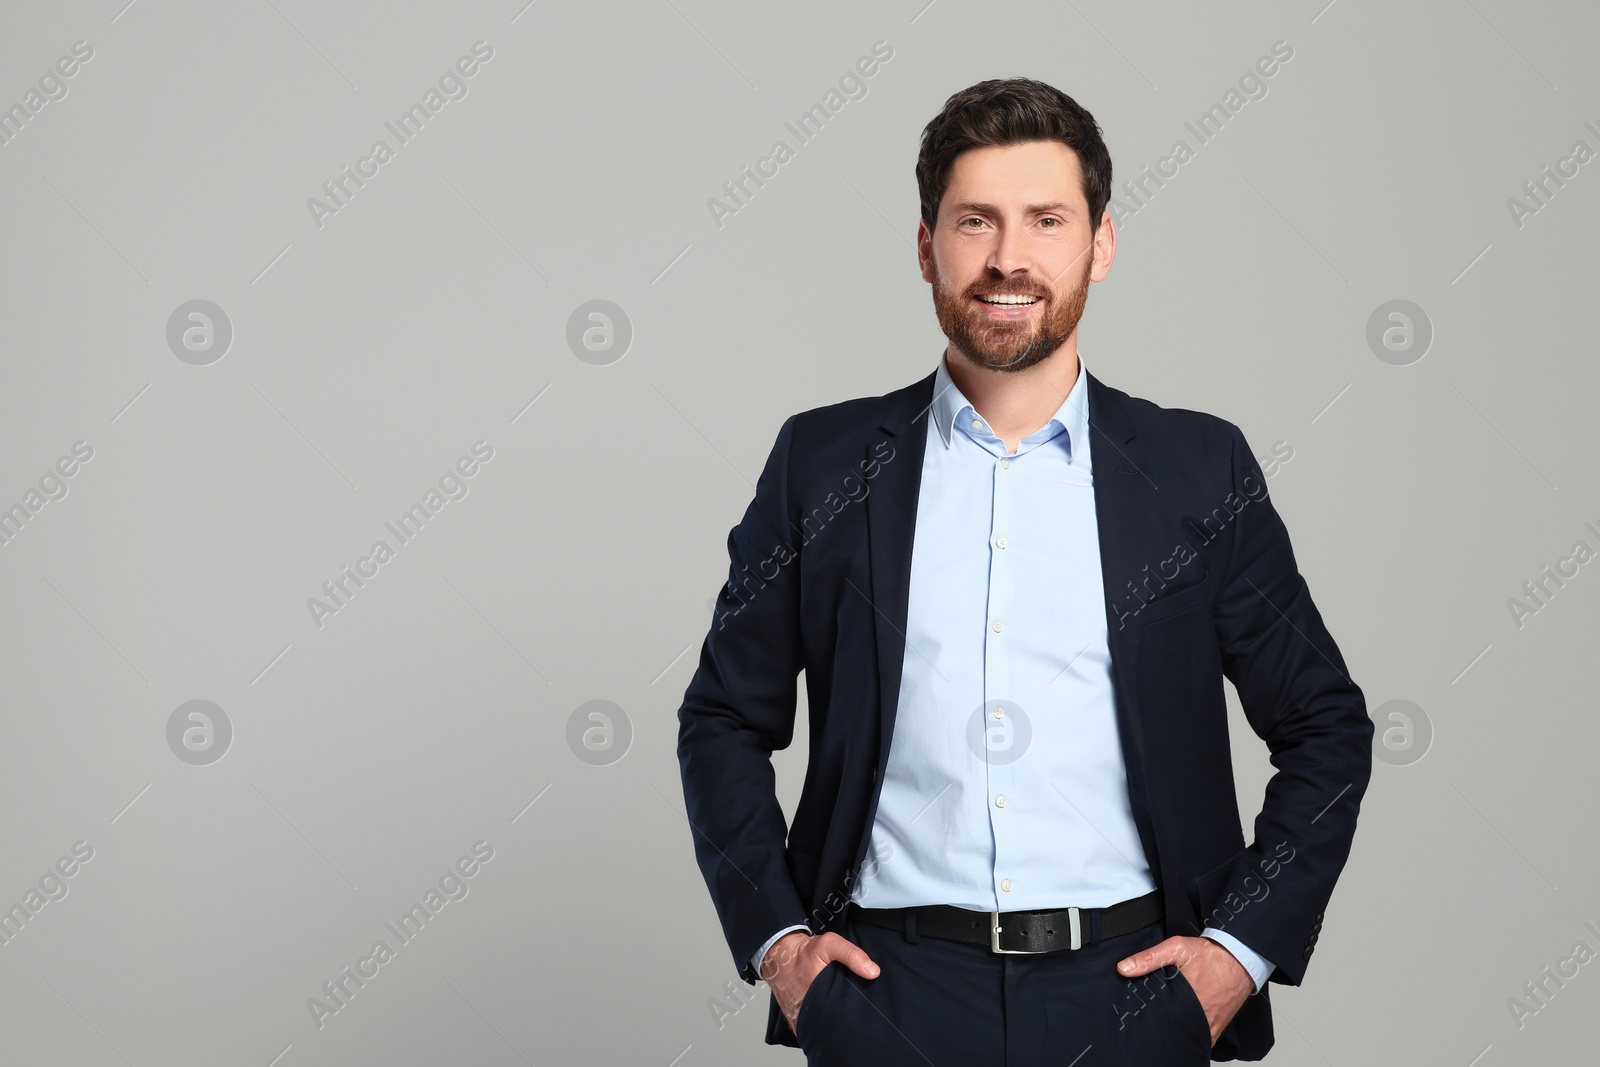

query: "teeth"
left=979, top=295, right=1038, bottom=305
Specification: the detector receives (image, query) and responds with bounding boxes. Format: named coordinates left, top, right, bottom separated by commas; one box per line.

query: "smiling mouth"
left=974, top=294, right=1042, bottom=307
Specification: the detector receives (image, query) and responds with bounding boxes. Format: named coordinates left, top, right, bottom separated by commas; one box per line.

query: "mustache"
left=967, top=284, right=1048, bottom=298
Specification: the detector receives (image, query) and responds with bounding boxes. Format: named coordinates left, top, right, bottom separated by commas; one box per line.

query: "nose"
left=986, top=222, right=1032, bottom=280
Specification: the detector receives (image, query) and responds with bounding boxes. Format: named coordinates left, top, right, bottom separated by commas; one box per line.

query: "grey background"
left=1, top=0, right=1596, bottom=1063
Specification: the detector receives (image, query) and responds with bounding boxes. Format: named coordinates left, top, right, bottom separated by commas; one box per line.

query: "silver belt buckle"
left=989, top=906, right=1081, bottom=954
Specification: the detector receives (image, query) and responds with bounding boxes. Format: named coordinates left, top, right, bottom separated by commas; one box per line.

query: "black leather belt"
left=848, top=890, right=1162, bottom=954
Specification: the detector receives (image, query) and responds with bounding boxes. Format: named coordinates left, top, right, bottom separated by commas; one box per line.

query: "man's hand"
left=1116, top=935, right=1252, bottom=1046
left=762, top=930, right=881, bottom=1036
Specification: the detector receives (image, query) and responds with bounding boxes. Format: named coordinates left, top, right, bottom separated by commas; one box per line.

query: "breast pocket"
left=1136, top=575, right=1210, bottom=627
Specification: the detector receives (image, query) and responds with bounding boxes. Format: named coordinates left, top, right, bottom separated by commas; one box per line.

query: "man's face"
left=918, top=140, right=1115, bottom=373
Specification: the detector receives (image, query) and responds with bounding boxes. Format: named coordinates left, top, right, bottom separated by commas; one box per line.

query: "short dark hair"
left=916, top=78, right=1113, bottom=233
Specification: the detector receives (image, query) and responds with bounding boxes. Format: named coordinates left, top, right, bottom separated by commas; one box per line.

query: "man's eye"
left=961, top=218, right=984, bottom=228
left=1040, top=217, right=1059, bottom=228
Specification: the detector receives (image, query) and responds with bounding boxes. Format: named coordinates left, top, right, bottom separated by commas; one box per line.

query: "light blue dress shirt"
left=756, top=354, right=1273, bottom=994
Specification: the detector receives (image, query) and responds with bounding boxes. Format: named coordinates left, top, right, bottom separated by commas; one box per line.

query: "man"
left=677, top=78, right=1372, bottom=1065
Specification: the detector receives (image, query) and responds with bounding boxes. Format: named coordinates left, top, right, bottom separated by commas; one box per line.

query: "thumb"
left=1117, top=936, right=1182, bottom=978
left=827, top=939, right=882, bottom=981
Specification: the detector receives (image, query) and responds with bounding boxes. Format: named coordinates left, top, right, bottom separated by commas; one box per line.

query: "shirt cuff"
left=751, top=923, right=811, bottom=977
left=1200, top=927, right=1274, bottom=994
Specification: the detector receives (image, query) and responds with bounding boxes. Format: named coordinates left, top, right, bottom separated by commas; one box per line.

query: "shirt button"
left=1000, top=457, right=1010, bottom=469
left=995, top=537, right=1007, bottom=549
left=1000, top=878, right=1013, bottom=892
left=995, top=794, right=1007, bottom=807
left=992, top=706, right=1004, bottom=719
left=992, top=619, right=1003, bottom=633
left=972, top=418, right=984, bottom=431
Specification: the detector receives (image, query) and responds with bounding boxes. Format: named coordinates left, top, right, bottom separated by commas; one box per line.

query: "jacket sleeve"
left=677, top=413, right=812, bottom=984
left=1206, top=421, right=1374, bottom=986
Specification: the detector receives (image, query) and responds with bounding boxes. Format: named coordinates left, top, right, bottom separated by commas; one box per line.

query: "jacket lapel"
left=1085, top=369, right=1165, bottom=884
left=865, top=370, right=937, bottom=786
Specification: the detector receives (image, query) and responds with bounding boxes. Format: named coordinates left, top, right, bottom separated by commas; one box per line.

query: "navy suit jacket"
left=676, top=366, right=1373, bottom=1061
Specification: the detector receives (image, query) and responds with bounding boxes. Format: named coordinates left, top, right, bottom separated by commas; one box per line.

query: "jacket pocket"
left=1137, top=575, right=1210, bottom=626
left=1190, top=845, right=1245, bottom=920
left=788, top=845, right=821, bottom=902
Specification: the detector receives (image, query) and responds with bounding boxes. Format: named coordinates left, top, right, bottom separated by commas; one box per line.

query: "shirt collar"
left=930, top=352, right=1091, bottom=461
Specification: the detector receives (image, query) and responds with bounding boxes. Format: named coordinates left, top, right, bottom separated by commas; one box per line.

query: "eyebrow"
left=949, top=200, right=1078, bottom=216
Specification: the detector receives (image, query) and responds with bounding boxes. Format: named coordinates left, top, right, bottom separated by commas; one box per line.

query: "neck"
left=944, top=340, right=1081, bottom=451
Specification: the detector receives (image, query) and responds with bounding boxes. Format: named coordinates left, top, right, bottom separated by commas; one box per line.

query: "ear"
left=1089, top=211, right=1117, bottom=282
left=917, top=218, right=936, bottom=284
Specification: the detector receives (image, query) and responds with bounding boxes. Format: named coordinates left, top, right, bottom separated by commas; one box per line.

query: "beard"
left=931, top=248, right=1094, bottom=374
